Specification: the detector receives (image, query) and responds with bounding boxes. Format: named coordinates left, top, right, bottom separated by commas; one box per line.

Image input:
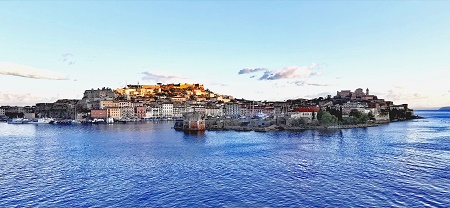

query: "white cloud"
left=238, top=68, right=268, bottom=74
left=259, top=64, right=318, bottom=80
left=237, top=63, right=319, bottom=81
left=0, top=92, right=58, bottom=106
left=0, top=62, right=69, bottom=80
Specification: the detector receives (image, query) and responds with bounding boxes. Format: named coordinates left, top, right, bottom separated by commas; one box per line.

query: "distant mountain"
left=439, top=106, right=450, bottom=111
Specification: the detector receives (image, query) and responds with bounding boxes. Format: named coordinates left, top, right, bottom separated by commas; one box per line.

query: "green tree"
left=349, top=109, right=368, bottom=124
left=318, top=111, right=338, bottom=125
left=317, top=110, right=323, bottom=120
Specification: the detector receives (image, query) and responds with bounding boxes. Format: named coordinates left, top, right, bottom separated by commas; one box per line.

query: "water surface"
left=1, top=111, right=449, bottom=207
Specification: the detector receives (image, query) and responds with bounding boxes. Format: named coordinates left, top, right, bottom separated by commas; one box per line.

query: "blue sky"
left=1, top=1, right=450, bottom=109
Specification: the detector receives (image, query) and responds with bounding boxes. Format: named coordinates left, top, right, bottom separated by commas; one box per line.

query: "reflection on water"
left=0, top=123, right=37, bottom=137
left=183, top=131, right=206, bottom=143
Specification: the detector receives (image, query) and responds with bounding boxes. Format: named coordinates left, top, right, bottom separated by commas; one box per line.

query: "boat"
left=7, top=118, right=29, bottom=124
left=173, top=119, right=184, bottom=130
left=92, top=118, right=105, bottom=124
left=29, top=118, right=55, bottom=124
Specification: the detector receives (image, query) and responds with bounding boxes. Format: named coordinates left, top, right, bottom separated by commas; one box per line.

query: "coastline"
left=205, top=117, right=423, bottom=132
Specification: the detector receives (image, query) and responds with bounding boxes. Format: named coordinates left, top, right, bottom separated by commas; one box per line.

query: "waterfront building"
left=107, top=107, right=121, bottom=119
left=239, top=106, right=250, bottom=117
left=290, top=107, right=320, bottom=120
left=121, top=107, right=135, bottom=119
left=173, top=104, right=186, bottom=118
left=91, top=109, right=107, bottom=118
left=135, top=106, right=146, bottom=119
left=225, top=103, right=241, bottom=118
left=0, top=108, right=5, bottom=116
left=205, top=106, right=223, bottom=117
left=192, top=105, right=206, bottom=114
left=161, top=103, right=174, bottom=118
left=5, top=106, right=25, bottom=114
left=150, top=105, right=161, bottom=118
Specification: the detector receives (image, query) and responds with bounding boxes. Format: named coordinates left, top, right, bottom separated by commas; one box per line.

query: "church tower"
left=366, top=88, right=369, bottom=95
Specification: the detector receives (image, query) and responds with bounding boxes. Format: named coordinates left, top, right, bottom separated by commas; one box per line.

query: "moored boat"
left=29, top=118, right=55, bottom=124
left=174, top=119, right=184, bottom=130
left=7, top=118, right=29, bottom=124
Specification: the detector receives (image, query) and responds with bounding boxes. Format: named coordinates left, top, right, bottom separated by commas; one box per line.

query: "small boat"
left=174, top=119, right=184, bottom=130
left=29, top=118, right=55, bottom=124
left=92, top=118, right=105, bottom=124
left=7, top=118, right=29, bottom=124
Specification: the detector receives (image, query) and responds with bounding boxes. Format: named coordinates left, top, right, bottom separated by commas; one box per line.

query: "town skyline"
left=1, top=82, right=413, bottom=126
left=1, top=1, right=450, bottom=109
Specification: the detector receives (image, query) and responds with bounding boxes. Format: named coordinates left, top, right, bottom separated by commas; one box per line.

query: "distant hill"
left=439, top=106, right=450, bottom=111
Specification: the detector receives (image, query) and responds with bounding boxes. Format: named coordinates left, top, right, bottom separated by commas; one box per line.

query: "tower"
left=366, top=88, right=369, bottom=95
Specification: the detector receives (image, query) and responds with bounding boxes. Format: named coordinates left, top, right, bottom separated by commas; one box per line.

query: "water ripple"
left=1, top=111, right=450, bottom=207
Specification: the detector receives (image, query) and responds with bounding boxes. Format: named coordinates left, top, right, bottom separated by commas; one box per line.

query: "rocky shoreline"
left=204, top=117, right=421, bottom=132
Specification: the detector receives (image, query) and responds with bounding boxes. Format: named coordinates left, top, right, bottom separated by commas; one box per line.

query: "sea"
left=1, top=110, right=449, bottom=207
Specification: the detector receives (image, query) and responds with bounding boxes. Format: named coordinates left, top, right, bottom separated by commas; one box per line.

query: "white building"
left=161, top=103, right=173, bottom=118
left=205, top=106, right=223, bottom=117
left=225, top=103, right=241, bottom=118
left=193, top=105, right=205, bottom=113
left=152, top=107, right=161, bottom=118
left=342, top=102, right=367, bottom=109
left=290, top=112, right=314, bottom=120
left=0, top=108, right=5, bottom=116
left=173, top=105, right=186, bottom=118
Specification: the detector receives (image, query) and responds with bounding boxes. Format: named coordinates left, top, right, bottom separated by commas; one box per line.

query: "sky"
left=1, top=1, right=450, bottom=109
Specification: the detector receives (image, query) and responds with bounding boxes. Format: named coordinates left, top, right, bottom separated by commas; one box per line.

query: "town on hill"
left=0, top=83, right=416, bottom=128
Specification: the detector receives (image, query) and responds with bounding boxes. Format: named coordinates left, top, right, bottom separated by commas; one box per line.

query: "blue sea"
left=1, top=110, right=450, bottom=207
